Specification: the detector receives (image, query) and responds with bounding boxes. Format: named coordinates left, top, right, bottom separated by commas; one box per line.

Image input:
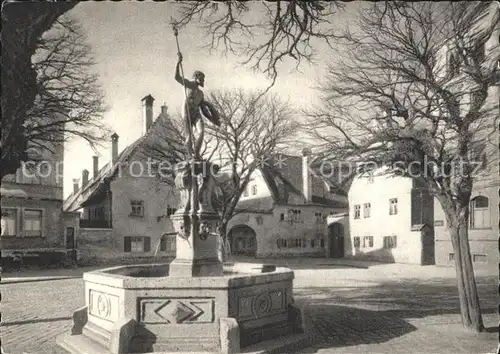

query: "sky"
left=62, top=1, right=352, bottom=198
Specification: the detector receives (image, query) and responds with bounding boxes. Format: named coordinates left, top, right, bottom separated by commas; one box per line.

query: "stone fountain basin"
left=63, top=262, right=306, bottom=354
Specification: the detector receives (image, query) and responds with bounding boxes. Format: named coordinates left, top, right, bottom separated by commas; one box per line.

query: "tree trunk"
left=218, top=220, right=230, bottom=263
left=2, top=3, right=77, bottom=178
left=448, top=208, right=484, bottom=332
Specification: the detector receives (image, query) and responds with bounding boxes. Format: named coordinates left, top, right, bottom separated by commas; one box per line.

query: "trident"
left=172, top=20, right=200, bottom=222
left=172, top=20, right=195, bottom=160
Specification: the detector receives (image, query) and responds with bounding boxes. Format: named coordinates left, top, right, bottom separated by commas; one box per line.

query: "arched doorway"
left=328, top=222, right=345, bottom=258
left=228, top=225, right=257, bottom=256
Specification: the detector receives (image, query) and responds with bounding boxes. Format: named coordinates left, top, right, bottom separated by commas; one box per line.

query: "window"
left=251, top=185, right=257, bottom=195
left=354, top=205, right=361, bottom=219
left=130, top=200, right=144, bottom=217
left=473, top=254, right=487, bottom=263
left=310, top=239, right=316, bottom=248
left=363, top=203, right=371, bottom=218
left=389, top=198, right=398, bottom=215
left=280, top=213, right=285, bottom=221
left=255, top=216, right=263, bottom=225
left=353, top=236, right=360, bottom=248
left=314, top=212, right=323, bottom=223
left=24, top=209, right=42, bottom=237
left=277, top=239, right=287, bottom=248
left=320, top=239, right=325, bottom=248
left=363, top=236, right=373, bottom=248
left=166, top=206, right=177, bottom=217
left=290, top=238, right=306, bottom=248
left=124, top=236, right=151, bottom=252
left=90, top=206, right=105, bottom=220
left=383, top=236, right=397, bottom=249
left=19, top=162, right=43, bottom=184
left=160, top=234, right=176, bottom=251
left=470, top=196, right=490, bottom=229
left=1, top=209, right=18, bottom=237
left=449, top=253, right=455, bottom=261
left=289, top=209, right=302, bottom=222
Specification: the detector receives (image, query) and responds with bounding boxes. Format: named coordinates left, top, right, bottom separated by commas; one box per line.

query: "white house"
left=347, top=167, right=435, bottom=265
left=63, top=95, right=180, bottom=263
left=227, top=149, right=349, bottom=258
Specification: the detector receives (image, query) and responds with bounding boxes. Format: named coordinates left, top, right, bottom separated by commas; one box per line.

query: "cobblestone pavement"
left=0, top=261, right=497, bottom=354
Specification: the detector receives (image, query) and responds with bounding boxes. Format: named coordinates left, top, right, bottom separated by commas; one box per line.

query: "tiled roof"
left=260, top=153, right=348, bottom=208
left=62, top=111, right=174, bottom=212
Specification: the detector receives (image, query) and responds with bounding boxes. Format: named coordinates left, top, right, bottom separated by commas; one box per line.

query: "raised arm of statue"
left=175, top=52, right=197, bottom=90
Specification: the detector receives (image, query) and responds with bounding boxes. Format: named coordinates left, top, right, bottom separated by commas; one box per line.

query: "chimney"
left=82, top=169, right=89, bottom=187
left=161, top=103, right=168, bottom=116
left=92, top=156, right=99, bottom=178
left=111, top=133, right=119, bottom=164
left=302, top=148, right=313, bottom=203
left=72, top=178, right=79, bottom=194
left=142, top=94, right=155, bottom=134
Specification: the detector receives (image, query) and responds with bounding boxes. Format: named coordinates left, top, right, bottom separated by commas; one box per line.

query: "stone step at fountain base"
left=57, top=332, right=311, bottom=354
left=57, top=333, right=107, bottom=354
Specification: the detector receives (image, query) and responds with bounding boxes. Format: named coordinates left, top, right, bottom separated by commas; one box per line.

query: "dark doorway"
left=66, top=227, right=75, bottom=249
left=328, top=223, right=345, bottom=258
left=421, top=227, right=435, bottom=265
left=228, top=225, right=257, bottom=256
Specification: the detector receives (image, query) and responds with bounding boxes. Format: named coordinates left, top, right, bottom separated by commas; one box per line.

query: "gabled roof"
left=63, top=111, right=172, bottom=212
left=259, top=153, right=348, bottom=208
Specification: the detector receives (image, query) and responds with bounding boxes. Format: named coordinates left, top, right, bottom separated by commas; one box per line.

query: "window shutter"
left=144, top=237, right=151, bottom=252
left=160, top=236, right=167, bottom=251
left=124, top=237, right=131, bottom=252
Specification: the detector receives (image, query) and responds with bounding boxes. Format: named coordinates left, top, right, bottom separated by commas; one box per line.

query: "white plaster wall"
left=239, top=169, right=273, bottom=200
left=228, top=205, right=346, bottom=258
left=348, top=170, right=423, bottom=263
left=110, top=165, right=178, bottom=255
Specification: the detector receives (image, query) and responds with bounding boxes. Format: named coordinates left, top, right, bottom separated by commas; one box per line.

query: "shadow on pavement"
left=2, top=316, right=72, bottom=326
left=293, top=275, right=497, bottom=353
left=295, top=275, right=497, bottom=319
left=299, top=304, right=417, bottom=352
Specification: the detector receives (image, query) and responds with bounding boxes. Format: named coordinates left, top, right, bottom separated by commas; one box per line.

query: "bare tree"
left=140, top=91, right=296, bottom=251
left=2, top=15, right=108, bottom=178
left=206, top=89, right=298, bottom=255
left=172, top=1, right=343, bottom=89
left=308, top=2, right=499, bottom=332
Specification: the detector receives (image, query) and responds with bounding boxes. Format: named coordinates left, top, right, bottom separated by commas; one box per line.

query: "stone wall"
left=77, top=228, right=114, bottom=263
left=77, top=228, right=175, bottom=265
left=0, top=198, right=64, bottom=251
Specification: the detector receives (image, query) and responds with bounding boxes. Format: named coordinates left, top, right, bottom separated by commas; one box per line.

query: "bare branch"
left=172, top=1, right=344, bottom=91
left=4, top=16, right=109, bottom=167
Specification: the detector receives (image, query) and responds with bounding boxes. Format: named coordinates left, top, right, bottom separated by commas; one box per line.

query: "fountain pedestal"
left=57, top=162, right=310, bottom=353
left=169, top=161, right=223, bottom=277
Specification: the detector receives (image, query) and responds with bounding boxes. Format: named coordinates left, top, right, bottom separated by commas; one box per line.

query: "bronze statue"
left=175, top=52, right=221, bottom=160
